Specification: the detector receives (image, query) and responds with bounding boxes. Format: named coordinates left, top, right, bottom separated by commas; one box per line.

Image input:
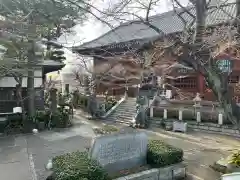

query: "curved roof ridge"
left=74, top=0, right=235, bottom=51
left=76, top=8, right=183, bottom=49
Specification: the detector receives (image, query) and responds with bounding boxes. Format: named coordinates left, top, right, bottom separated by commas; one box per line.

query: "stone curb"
left=114, top=163, right=186, bottom=180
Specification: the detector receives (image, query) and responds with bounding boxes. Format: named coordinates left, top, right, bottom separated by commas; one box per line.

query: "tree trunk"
left=205, top=69, right=238, bottom=126
left=236, top=0, right=240, bottom=33
left=16, top=81, right=26, bottom=121
left=192, top=0, right=240, bottom=127
left=50, top=88, right=57, bottom=113
left=27, top=42, right=35, bottom=117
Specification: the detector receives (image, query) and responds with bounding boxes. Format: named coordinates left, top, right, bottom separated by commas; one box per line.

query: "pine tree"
left=0, top=0, right=89, bottom=117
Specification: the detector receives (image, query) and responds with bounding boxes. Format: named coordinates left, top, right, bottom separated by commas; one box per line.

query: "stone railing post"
left=196, top=112, right=201, bottom=123
left=150, top=107, right=153, bottom=118
left=179, top=110, right=183, bottom=121
left=163, top=109, right=167, bottom=119
left=218, top=113, right=223, bottom=125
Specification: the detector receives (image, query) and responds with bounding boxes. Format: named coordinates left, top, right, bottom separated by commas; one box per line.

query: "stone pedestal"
left=173, top=121, right=187, bottom=133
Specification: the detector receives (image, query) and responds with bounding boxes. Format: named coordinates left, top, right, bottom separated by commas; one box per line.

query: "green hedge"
left=147, top=140, right=183, bottom=168
left=52, top=151, right=110, bottom=180
left=52, top=141, right=183, bottom=180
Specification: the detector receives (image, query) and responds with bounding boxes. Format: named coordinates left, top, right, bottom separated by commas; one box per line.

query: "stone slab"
left=89, top=131, right=148, bottom=173
left=0, top=161, right=32, bottom=180
left=173, top=121, right=187, bottom=133
left=114, top=163, right=186, bottom=180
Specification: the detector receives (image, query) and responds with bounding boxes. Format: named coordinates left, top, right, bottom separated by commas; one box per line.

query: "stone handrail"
left=101, top=95, right=127, bottom=119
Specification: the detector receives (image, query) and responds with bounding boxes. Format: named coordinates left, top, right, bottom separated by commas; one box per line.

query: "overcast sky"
left=57, top=0, right=189, bottom=75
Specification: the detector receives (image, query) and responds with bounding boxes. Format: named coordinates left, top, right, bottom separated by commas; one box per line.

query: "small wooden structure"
left=0, top=60, right=64, bottom=113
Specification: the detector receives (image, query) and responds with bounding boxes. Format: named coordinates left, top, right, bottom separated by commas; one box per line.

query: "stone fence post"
left=196, top=112, right=201, bottom=123
left=179, top=110, right=183, bottom=121
left=150, top=107, right=153, bottom=118
left=163, top=109, right=167, bottom=119
left=218, top=113, right=223, bottom=125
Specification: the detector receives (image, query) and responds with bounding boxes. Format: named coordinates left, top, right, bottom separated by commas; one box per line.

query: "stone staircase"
left=104, top=98, right=137, bottom=125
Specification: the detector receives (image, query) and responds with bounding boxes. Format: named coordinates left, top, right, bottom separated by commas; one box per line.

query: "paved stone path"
left=146, top=128, right=240, bottom=180
left=0, top=115, right=239, bottom=180
left=74, top=116, right=240, bottom=180
left=0, top=121, right=95, bottom=180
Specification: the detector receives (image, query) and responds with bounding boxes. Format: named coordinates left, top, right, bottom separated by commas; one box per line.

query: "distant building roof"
left=74, top=0, right=236, bottom=52
left=42, top=59, right=65, bottom=67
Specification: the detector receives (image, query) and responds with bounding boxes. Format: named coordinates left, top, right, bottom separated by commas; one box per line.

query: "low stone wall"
left=162, top=120, right=240, bottom=137
left=187, top=121, right=240, bottom=137
left=114, top=163, right=186, bottom=180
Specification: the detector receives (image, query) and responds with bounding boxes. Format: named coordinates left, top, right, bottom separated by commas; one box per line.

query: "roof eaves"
left=74, top=7, right=187, bottom=50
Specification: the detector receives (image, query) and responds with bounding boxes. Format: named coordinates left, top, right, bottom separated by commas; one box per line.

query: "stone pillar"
left=163, top=109, right=167, bottom=119
left=50, top=88, right=58, bottom=113
left=150, top=107, right=153, bottom=118
left=218, top=113, right=223, bottom=125
left=196, top=112, right=201, bottom=123
left=179, top=110, right=183, bottom=121
left=65, top=84, right=69, bottom=94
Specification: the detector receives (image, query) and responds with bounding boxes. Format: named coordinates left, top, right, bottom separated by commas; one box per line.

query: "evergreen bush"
left=52, top=151, right=110, bottom=180
left=147, top=140, right=183, bottom=168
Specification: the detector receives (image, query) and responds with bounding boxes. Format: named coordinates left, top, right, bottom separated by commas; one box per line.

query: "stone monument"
left=89, top=131, right=148, bottom=173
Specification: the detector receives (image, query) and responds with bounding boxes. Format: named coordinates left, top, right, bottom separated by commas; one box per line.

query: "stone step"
left=105, top=119, right=132, bottom=126
left=118, top=106, right=136, bottom=110
left=109, top=116, right=135, bottom=119
left=114, top=106, right=135, bottom=109
left=115, top=111, right=135, bottom=114
left=107, top=115, right=133, bottom=120
left=121, top=103, right=136, bottom=106
left=110, top=109, right=135, bottom=113
left=108, top=111, right=135, bottom=115
left=121, top=104, right=137, bottom=107
left=107, top=116, right=133, bottom=121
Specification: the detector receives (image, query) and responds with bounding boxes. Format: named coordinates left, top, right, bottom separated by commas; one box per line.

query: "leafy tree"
left=91, top=0, right=240, bottom=127
left=0, top=0, right=89, bottom=117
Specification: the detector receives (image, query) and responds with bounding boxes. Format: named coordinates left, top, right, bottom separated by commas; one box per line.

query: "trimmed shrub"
left=52, top=151, right=110, bottom=180
left=147, top=140, right=183, bottom=168
left=229, top=151, right=240, bottom=167
left=35, top=110, right=50, bottom=124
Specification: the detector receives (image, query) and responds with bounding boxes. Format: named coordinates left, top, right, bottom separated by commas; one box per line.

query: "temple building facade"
left=72, top=0, right=240, bottom=102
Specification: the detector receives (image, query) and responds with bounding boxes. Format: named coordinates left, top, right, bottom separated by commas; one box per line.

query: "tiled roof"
left=75, top=0, right=236, bottom=50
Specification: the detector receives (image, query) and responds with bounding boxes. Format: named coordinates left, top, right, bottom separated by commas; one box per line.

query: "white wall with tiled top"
left=0, top=69, right=43, bottom=87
